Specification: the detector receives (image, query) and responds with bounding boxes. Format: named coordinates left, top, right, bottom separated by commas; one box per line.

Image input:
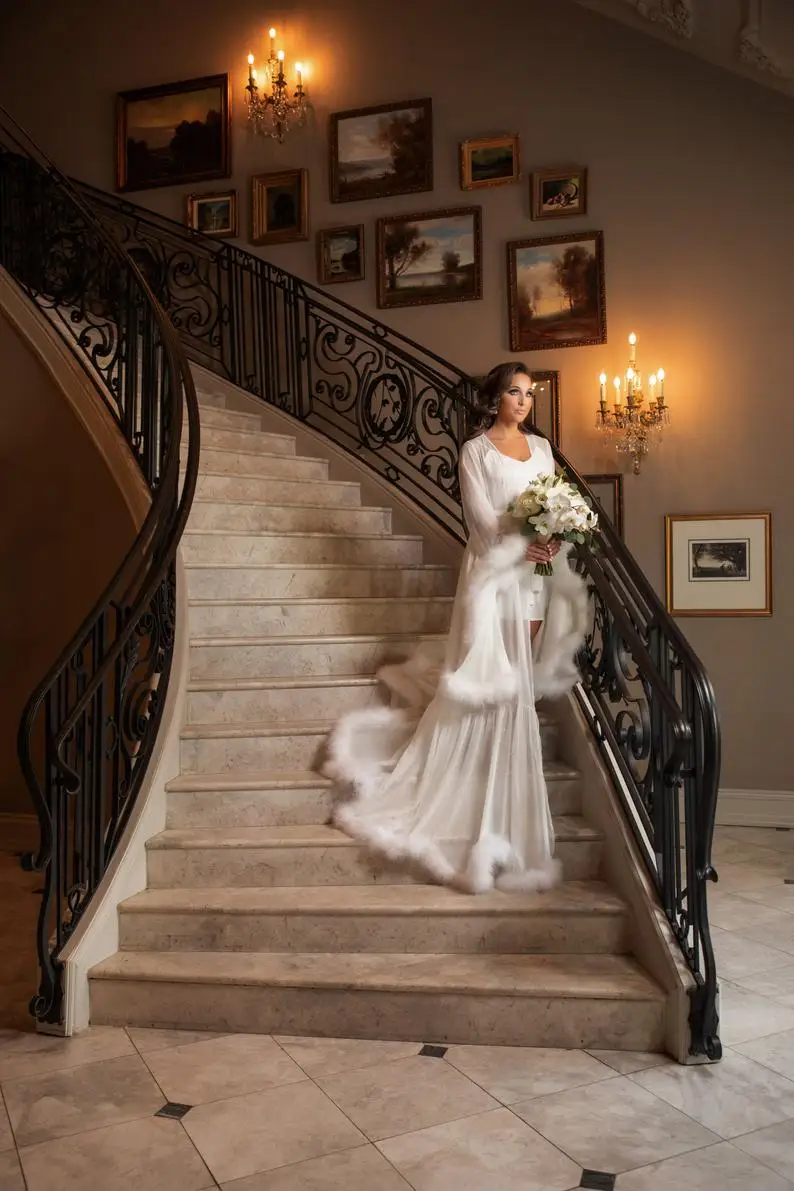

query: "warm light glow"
left=277, top=49, right=285, bottom=60
left=626, top=368, right=635, bottom=382
left=649, top=373, right=657, bottom=386
left=657, top=368, right=665, bottom=381
left=248, top=53, right=254, bottom=64
left=628, top=332, right=637, bottom=345
left=269, top=26, right=277, bottom=37
left=599, top=372, right=607, bottom=385
left=613, top=377, right=621, bottom=391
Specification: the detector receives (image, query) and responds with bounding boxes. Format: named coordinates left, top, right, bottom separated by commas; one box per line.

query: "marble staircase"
left=89, top=382, right=666, bottom=1051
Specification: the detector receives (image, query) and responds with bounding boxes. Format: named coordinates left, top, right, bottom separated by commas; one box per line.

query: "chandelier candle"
left=596, top=332, right=671, bottom=474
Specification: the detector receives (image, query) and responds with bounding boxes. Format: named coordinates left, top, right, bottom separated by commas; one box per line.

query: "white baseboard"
left=716, top=789, right=794, bottom=829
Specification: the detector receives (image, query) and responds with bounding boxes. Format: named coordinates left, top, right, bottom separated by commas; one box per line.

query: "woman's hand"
left=525, top=537, right=562, bottom=564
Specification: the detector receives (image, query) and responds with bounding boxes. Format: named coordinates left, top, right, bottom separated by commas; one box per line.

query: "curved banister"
left=0, top=109, right=200, bottom=1024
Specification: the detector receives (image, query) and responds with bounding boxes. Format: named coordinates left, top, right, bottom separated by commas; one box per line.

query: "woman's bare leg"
left=530, top=620, right=543, bottom=643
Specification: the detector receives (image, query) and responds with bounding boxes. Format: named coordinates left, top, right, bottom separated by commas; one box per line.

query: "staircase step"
left=189, top=426, right=296, bottom=455
left=191, top=448, right=328, bottom=480
left=185, top=564, right=457, bottom=600
left=178, top=714, right=558, bottom=773
left=197, top=392, right=225, bottom=409
left=118, top=879, right=628, bottom=956
left=164, top=762, right=583, bottom=828
left=182, top=531, right=423, bottom=567
left=198, top=407, right=263, bottom=431
left=89, top=950, right=666, bottom=1051
left=144, top=816, right=597, bottom=888
left=187, top=596, right=453, bottom=641
left=187, top=501, right=392, bottom=536
left=188, top=632, right=444, bottom=680
left=193, top=473, right=362, bottom=507
left=186, top=674, right=383, bottom=723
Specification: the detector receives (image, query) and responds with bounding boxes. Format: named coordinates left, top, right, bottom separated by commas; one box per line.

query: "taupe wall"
left=0, top=0, right=791, bottom=790
left=0, top=311, right=138, bottom=814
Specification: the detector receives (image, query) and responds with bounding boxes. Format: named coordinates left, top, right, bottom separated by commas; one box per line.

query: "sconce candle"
left=613, top=376, right=622, bottom=406
left=629, top=332, right=637, bottom=366
left=269, top=26, right=276, bottom=54
left=599, top=371, right=607, bottom=409
left=247, top=52, right=255, bottom=84
left=595, top=332, right=671, bottom=474
left=657, top=367, right=665, bottom=402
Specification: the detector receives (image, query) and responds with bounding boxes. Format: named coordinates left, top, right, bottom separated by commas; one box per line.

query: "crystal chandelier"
left=245, top=28, right=310, bottom=143
left=595, top=333, right=670, bottom=474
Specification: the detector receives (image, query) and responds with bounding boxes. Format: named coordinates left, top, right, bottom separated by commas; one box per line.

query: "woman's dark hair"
left=469, top=361, right=534, bottom=434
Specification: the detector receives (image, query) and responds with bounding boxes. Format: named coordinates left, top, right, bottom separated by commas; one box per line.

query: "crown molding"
left=635, top=0, right=695, bottom=39
left=739, top=0, right=793, bottom=77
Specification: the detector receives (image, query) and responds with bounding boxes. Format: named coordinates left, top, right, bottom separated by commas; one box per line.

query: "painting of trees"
left=509, top=232, right=606, bottom=351
left=331, top=99, right=433, bottom=202
left=383, top=223, right=430, bottom=290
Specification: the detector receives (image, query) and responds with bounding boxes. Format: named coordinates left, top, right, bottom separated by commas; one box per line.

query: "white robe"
left=323, top=432, right=590, bottom=894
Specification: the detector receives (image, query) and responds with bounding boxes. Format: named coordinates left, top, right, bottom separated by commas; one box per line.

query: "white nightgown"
left=323, top=432, right=575, bottom=894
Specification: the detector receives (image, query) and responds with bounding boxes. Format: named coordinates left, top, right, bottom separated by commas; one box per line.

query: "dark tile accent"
left=775, top=827, right=791, bottom=832
left=580, top=1173, right=616, bottom=1190
left=155, top=1102, right=192, bottom=1120
left=785, top=879, right=794, bottom=886
left=419, top=1044, right=448, bottom=1058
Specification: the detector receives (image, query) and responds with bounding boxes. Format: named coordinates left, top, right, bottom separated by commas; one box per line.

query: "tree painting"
left=119, top=77, right=229, bottom=191
left=377, top=209, right=482, bottom=309
left=332, top=100, right=433, bottom=202
left=509, top=233, right=606, bottom=351
left=383, top=223, right=430, bottom=289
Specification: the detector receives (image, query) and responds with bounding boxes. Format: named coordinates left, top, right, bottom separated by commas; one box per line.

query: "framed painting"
left=376, top=206, right=482, bottom=309
left=529, top=371, right=561, bottom=447
left=117, top=73, right=231, bottom=192
left=531, top=165, right=588, bottom=220
left=330, top=98, right=433, bottom=203
left=317, top=224, right=365, bottom=284
left=251, top=169, right=309, bottom=246
left=507, top=230, right=606, bottom=352
left=665, top=513, right=772, bottom=617
left=460, top=134, right=520, bottom=189
left=583, top=473, right=624, bottom=538
left=185, top=190, right=237, bottom=238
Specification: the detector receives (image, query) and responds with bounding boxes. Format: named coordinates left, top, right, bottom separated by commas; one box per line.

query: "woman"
left=323, top=362, right=589, bottom=893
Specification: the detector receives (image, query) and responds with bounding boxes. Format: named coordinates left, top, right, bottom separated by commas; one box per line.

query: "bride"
left=323, top=362, right=590, bottom=893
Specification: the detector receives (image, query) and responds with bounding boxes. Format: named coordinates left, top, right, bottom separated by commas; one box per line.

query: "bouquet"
left=506, top=474, right=599, bottom=575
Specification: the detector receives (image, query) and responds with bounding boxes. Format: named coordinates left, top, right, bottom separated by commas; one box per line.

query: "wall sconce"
left=595, top=333, right=671, bottom=474
left=245, top=27, right=310, bottom=142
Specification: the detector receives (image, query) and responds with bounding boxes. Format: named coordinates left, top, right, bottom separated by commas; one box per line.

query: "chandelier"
left=596, top=333, right=670, bottom=474
left=245, top=28, right=310, bottom=143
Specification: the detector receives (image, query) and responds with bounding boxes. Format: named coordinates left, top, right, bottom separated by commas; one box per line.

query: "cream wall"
left=0, top=0, right=791, bottom=791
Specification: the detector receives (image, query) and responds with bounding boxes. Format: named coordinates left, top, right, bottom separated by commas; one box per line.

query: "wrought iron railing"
left=0, top=117, right=200, bottom=1025
left=31, top=174, right=720, bottom=1058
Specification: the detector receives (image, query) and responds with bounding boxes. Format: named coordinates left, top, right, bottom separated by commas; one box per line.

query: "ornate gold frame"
left=665, top=512, right=772, bottom=617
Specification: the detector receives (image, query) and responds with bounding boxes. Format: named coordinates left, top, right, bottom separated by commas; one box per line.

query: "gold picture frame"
left=185, top=190, right=238, bottom=238
left=316, top=224, right=365, bottom=285
left=460, top=134, right=520, bottom=190
left=251, top=169, right=309, bottom=246
left=507, top=230, right=607, bottom=352
left=531, top=164, right=588, bottom=220
left=375, top=205, right=483, bottom=310
left=329, top=98, right=433, bottom=204
left=665, top=512, right=772, bottom=617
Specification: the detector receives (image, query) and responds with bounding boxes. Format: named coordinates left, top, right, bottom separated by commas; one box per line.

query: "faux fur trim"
left=321, top=705, right=409, bottom=799
left=440, top=667, right=519, bottom=707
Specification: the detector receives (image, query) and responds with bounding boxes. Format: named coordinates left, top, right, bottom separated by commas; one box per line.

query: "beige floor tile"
left=616, top=1140, right=792, bottom=1190
left=143, top=1032, right=306, bottom=1105
left=735, top=1027, right=794, bottom=1080
left=18, top=1116, right=214, bottom=1191
left=443, top=1044, right=613, bottom=1103
left=0, top=1026, right=134, bottom=1081
left=714, top=864, right=786, bottom=894
left=735, top=919, right=794, bottom=959
left=378, top=1106, right=582, bottom=1191
left=719, top=828, right=794, bottom=856
left=513, top=1075, right=717, bottom=1173
left=183, top=1080, right=364, bottom=1184
left=586, top=1050, right=672, bottom=1076
left=712, top=839, right=791, bottom=868
left=274, top=1036, right=421, bottom=1079
left=731, top=964, right=794, bottom=1000
left=2, top=1053, right=164, bottom=1147
left=717, top=982, right=794, bottom=1046
left=711, top=927, right=792, bottom=979
left=127, top=1027, right=228, bottom=1054
left=220, top=1145, right=410, bottom=1190
left=732, top=1118, right=794, bottom=1183
left=316, top=1055, right=498, bottom=1143
left=631, top=1050, right=794, bottom=1139
left=0, top=1092, right=12, bottom=1152
left=0, top=1148, right=25, bottom=1191
left=737, top=885, right=794, bottom=914
left=708, top=894, right=792, bottom=934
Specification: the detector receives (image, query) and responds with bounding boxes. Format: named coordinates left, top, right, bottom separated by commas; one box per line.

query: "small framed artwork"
left=117, top=73, right=231, bottom=192
left=665, top=513, right=772, bottom=617
left=529, top=371, right=561, bottom=448
left=531, top=165, right=588, bottom=220
left=583, top=473, right=624, bottom=538
left=186, top=190, right=237, bottom=238
left=507, top=230, right=606, bottom=352
left=376, top=206, right=482, bottom=309
left=317, top=224, right=365, bottom=284
left=460, top=134, right=520, bottom=190
left=330, top=98, right=433, bottom=203
left=251, top=169, right=309, bottom=246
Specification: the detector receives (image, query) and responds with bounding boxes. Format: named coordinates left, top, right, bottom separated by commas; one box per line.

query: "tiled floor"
left=1, top=826, right=793, bottom=1190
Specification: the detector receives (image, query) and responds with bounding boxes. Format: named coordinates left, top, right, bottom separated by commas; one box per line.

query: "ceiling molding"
left=634, top=0, right=695, bottom=39
left=738, top=0, right=793, bottom=78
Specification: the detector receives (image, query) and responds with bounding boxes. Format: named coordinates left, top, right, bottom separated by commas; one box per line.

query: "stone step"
left=193, top=473, right=362, bottom=507
left=89, top=950, right=666, bottom=1051
left=164, top=762, right=583, bottom=828
left=199, top=407, right=263, bottom=431
left=188, top=632, right=444, bottom=680
left=118, top=879, right=629, bottom=956
left=189, top=426, right=296, bottom=455
left=186, top=675, right=383, bottom=724
left=187, top=501, right=392, bottom=536
left=185, top=564, right=457, bottom=601
left=144, top=818, right=598, bottom=888
left=179, top=714, right=559, bottom=774
left=187, top=596, right=454, bottom=641
left=196, top=392, right=225, bottom=409
left=190, top=448, right=329, bottom=480
left=182, top=531, right=423, bottom=567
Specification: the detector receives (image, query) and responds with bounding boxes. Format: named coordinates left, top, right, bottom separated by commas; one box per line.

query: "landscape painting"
left=317, top=224, right=365, bottom=284
left=665, top=513, right=772, bottom=617
left=186, top=190, right=237, bottom=238
left=461, top=135, right=519, bottom=189
left=507, top=231, right=606, bottom=351
left=376, top=206, right=482, bottom=309
left=117, top=74, right=231, bottom=192
left=330, top=98, right=432, bottom=203
left=690, top=539, right=749, bottom=581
